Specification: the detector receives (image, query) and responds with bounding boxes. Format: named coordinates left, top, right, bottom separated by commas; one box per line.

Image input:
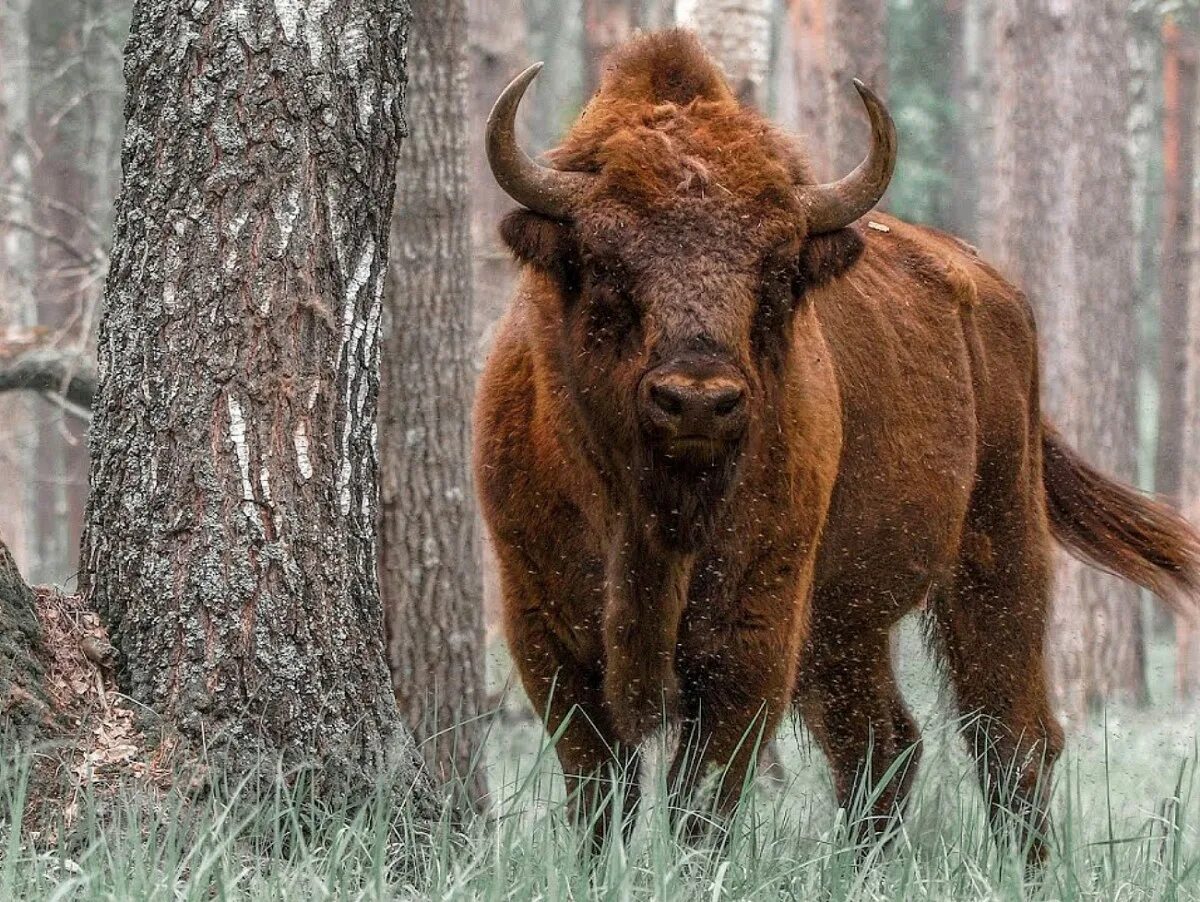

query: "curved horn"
left=801, top=79, right=898, bottom=235
left=487, top=62, right=593, bottom=220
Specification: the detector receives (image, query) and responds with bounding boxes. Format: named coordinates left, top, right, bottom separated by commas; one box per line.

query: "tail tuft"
left=1042, top=423, right=1200, bottom=613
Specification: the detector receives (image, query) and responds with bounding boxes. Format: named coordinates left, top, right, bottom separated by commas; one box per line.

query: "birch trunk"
left=80, top=0, right=433, bottom=803
left=382, top=0, right=487, bottom=810
left=678, top=0, right=772, bottom=108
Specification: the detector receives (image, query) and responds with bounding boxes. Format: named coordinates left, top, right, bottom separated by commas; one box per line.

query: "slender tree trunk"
left=583, top=0, right=637, bottom=99
left=678, top=0, right=772, bottom=108
left=985, top=0, right=1146, bottom=720
left=382, top=0, right=487, bottom=810
left=1177, top=63, right=1200, bottom=698
left=0, top=0, right=38, bottom=579
left=1157, top=17, right=1197, bottom=507
left=80, top=0, right=433, bottom=804
left=781, top=0, right=887, bottom=181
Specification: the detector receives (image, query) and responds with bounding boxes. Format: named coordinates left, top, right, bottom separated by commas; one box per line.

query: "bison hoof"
left=605, top=671, right=679, bottom=743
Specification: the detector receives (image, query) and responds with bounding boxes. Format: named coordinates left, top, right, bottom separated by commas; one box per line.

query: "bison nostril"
left=649, top=383, right=685, bottom=417
left=711, top=388, right=745, bottom=417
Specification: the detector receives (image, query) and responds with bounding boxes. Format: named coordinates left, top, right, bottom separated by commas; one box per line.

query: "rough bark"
left=678, top=0, right=772, bottom=109
left=984, top=0, right=1146, bottom=720
left=382, top=0, right=487, bottom=810
left=0, top=532, right=48, bottom=739
left=780, top=0, right=887, bottom=181
left=583, top=0, right=638, bottom=99
left=80, top=0, right=434, bottom=807
left=1156, top=17, right=1197, bottom=507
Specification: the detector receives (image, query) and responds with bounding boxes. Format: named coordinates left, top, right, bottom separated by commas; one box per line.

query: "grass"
left=2, top=623, right=1199, bottom=900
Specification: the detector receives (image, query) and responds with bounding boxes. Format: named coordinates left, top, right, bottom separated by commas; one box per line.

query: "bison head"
left=488, top=31, right=895, bottom=551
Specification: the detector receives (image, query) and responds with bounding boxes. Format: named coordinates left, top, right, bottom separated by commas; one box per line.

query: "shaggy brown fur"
left=474, top=30, right=1200, bottom=862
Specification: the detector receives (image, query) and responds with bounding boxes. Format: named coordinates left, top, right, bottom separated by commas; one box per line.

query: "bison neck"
left=602, top=513, right=695, bottom=744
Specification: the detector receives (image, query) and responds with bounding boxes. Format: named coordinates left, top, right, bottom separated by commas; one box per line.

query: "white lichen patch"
left=358, top=78, right=376, bottom=131
left=294, top=421, right=313, bottom=481
left=273, top=0, right=300, bottom=41
left=304, top=0, right=336, bottom=66
left=227, top=394, right=256, bottom=517
left=273, top=189, right=300, bottom=257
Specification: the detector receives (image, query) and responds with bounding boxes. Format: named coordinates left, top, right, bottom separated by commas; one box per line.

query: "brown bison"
left=474, top=30, right=1200, bottom=862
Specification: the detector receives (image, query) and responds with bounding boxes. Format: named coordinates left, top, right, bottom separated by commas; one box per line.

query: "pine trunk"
left=382, top=0, right=487, bottom=810
left=781, top=0, right=887, bottom=181
left=985, top=0, right=1146, bottom=720
left=1178, top=55, right=1200, bottom=698
left=679, top=0, right=772, bottom=108
left=1156, top=18, right=1197, bottom=506
left=80, top=0, right=433, bottom=804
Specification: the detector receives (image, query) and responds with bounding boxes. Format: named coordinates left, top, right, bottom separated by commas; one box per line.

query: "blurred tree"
left=582, top=0, right=637, bottom=97
left=0, top=0, right=38, bottom=580
left=985, top=0, right=1147, bottom=719
left=80, top=0, right=435, bottom=805
left=779, top=0, right=887, bottom=181
left=679, top=0, right=773, bottom=108
left=383, top=0, right=488, bottom=811
left=467, top=0, right=526, bottom=341
left=1156, top=15, right=1197, bottom=507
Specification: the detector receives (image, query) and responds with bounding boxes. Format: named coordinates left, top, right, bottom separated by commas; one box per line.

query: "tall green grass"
left=2, top=627, right=1198, bottom=900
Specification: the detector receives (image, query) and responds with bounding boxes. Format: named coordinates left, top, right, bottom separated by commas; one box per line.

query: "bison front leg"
left=667, top=567, right=807, bottom=843
left=498, top=558, right=641, bottom=855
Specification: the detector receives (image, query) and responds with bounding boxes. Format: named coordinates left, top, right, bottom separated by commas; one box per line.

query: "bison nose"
left=642, top=371, right=748, bottom=440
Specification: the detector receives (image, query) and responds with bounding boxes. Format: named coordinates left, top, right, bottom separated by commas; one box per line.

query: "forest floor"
left=2, top=621, right=1199, bottom=900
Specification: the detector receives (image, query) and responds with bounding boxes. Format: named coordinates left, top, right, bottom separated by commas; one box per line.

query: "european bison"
left=474, top=30, right=1200, bottom=862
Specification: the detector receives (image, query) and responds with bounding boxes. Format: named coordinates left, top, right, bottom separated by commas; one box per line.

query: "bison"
left=474, top=30, right=1200, bottom=863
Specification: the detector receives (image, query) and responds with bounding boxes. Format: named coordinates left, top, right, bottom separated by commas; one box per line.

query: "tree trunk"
left=583, top=0, right=637, bottom=99
left=382, top=0, right=487, bottom=811
left=781, top=0, right=887, bottom=181
left=1156, top=17, right=1197, bottom=507
left=80, top=0, right=434, bottom=806
left=0, top=532, right=48, bottom=739
left=678, top=0, right=772, bottom=109
left=984, top=0, right=1147, bottom=721
left=0, top=0, right=38, bottom=580
left=1177, top=57, right=1200, bottom=699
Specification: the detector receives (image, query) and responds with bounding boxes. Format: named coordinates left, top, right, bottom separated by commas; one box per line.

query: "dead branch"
left=0, top=348, right=97, bottom=411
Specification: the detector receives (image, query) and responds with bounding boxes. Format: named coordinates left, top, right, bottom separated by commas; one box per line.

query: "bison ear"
left=499, top=209, right=579, bottom=279
left=795, top=227, right=865, bottom=294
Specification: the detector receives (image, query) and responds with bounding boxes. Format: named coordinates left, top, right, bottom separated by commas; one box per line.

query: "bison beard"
left=475, top=29, right=1200, bottom=865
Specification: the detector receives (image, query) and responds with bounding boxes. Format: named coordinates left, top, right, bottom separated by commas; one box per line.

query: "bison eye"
left=582, top=283, right=639, bottom=349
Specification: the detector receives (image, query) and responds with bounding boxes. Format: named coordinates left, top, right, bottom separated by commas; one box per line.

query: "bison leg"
left=667, top=627, right=800, bottom=844
left=500, top=572, right=641, bottom=854
left=930, top=512, right=1063, bottom=870
left=797, top=617, right=922, bottom=853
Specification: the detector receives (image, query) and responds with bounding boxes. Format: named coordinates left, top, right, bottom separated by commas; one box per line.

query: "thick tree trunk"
left=781, top=0, right=887, bottom=181
left=984, top=0, right=1146, bottom=720
left=0, top=532, right=48, bottom=738
left=678, top=0, right=772, bottom=108
left=80, top=0, right=433, bottom=805
left=1156, top=17, right=1197, bottom=507
left=583, top=0, right=637, bottom=99
left=382, top=0, right=487, bottom=811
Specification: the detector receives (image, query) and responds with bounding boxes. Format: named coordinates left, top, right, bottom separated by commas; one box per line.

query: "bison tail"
left=1041, top=422, right=1200, bottom=613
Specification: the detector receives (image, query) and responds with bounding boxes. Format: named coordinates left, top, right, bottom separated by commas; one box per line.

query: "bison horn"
left=801, top=80, right=898, bottom=235
left=487, top=63, right=594, bottom=220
